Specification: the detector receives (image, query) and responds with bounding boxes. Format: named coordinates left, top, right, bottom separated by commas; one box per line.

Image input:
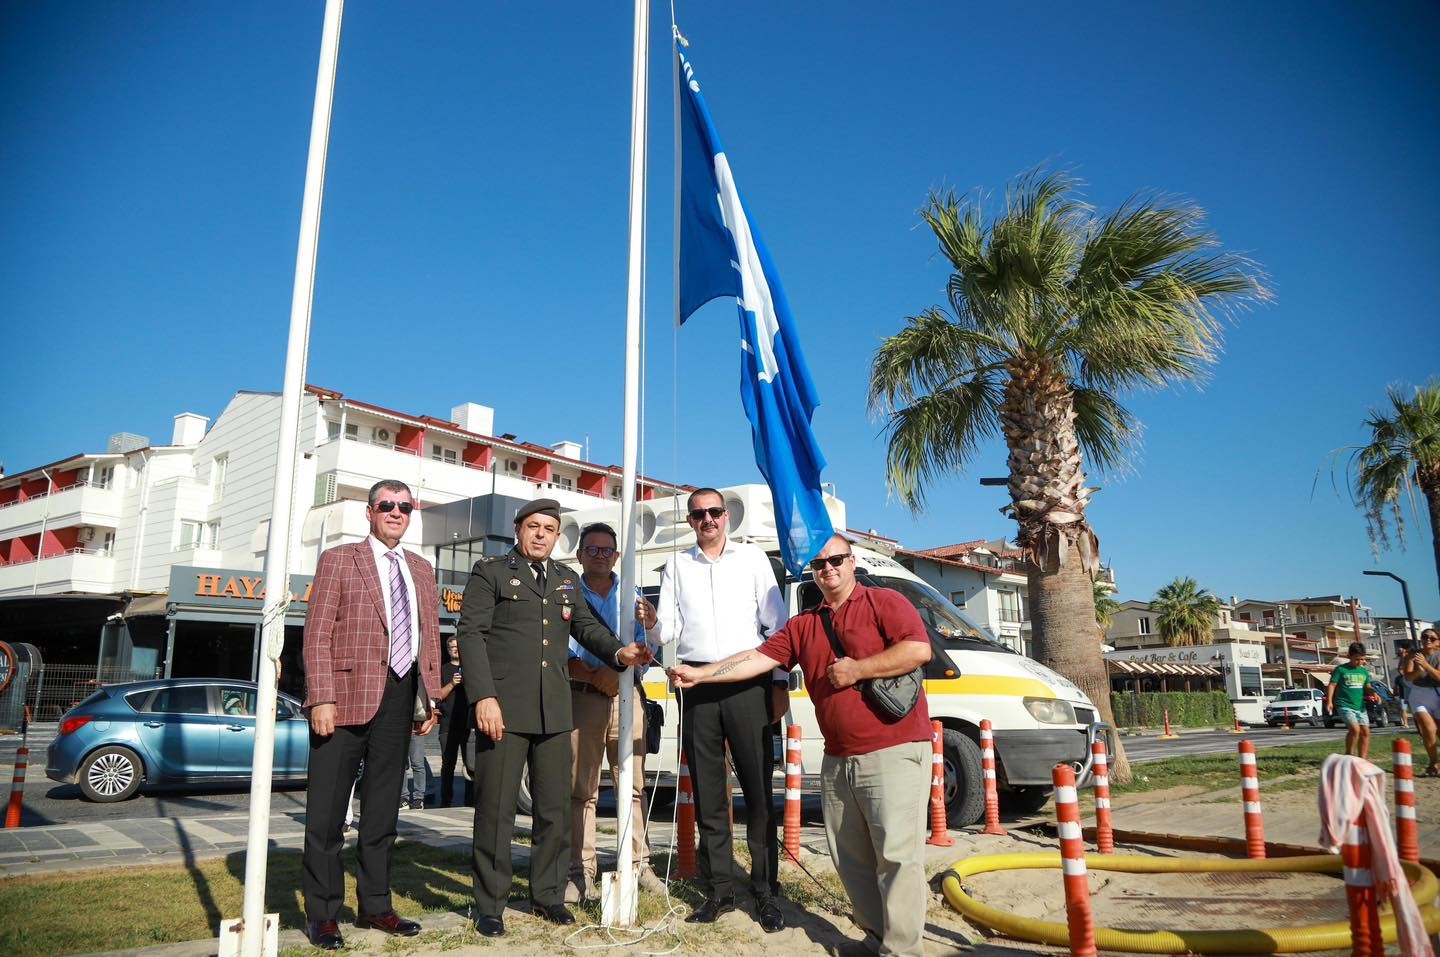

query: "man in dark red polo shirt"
left=668, top=533, right=932, bottom=957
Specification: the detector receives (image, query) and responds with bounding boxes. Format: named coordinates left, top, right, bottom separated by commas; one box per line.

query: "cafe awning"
left=1107, top=660, right=1222, bottom=678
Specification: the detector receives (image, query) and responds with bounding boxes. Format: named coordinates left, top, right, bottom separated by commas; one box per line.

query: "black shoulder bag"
left=818, top=605, right=923, bottom=722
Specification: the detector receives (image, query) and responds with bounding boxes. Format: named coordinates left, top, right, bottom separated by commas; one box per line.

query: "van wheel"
left=941, top=730, right=985, bottom=828
left=1000, top=785, right=1051, bottom=817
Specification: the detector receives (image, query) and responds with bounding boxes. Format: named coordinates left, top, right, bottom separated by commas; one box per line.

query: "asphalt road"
left=1, top=720, right=1413, bottom=828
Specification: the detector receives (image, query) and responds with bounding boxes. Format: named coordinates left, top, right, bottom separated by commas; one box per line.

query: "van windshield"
left=859, top=574, right=1012, bottom=652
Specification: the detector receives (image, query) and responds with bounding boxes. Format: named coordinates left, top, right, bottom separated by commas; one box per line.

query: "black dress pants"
left=302, top=670, right=415, bottom=920
left=438, top=705, right=474, bottom=807
left=471, top=728, right=572, bottom=914
left=679, top=673, right=778, bottom=899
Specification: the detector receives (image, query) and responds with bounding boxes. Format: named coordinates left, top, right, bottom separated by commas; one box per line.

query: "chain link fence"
left=27, top=663, right=160, bottom=722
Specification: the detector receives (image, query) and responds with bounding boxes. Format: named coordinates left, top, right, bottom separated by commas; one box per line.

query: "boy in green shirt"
left=1326, top=641, right=1373, bottom=759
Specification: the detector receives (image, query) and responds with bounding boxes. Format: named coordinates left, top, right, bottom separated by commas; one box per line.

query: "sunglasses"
left=809, top=553, right=851, bottom=570
left=373, top=500, right=414, bottom=514
left=688, top=507, right=726, bottom=521
left=581, top=545, right=617, bottom=558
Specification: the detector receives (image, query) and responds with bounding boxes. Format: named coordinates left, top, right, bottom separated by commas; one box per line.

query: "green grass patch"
left=1113, top=733, right=1427, bottom=796
left=0, top=843, right=480, bottom=957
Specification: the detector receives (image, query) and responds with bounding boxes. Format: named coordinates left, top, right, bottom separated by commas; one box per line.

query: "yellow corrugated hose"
left=940, top=852, right=1440, bottom=953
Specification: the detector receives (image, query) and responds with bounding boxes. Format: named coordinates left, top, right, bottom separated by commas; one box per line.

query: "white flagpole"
left=228, top=3, right=344, bottom=955
left=610, top=0, right=650, bottom=929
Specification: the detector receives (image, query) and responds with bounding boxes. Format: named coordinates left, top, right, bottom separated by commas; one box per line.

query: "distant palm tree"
left=1349, top=380, right=1440, bottom=591
left=1152, top=577, right=1221, bottom=647
left=868, top=169, right=1268, bottom=781
left=1093, top=580, right=1121, bottom=635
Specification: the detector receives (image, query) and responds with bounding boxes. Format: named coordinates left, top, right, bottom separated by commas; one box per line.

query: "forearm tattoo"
left=713, top=652, right=754, bottom=678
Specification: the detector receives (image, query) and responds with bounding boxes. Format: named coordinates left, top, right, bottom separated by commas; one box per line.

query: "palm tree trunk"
left=1028, top=556, right=1132, bottom=784
left=1424, top=474, right=1440, bottom=595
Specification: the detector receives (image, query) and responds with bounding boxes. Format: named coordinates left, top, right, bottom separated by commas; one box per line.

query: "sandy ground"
left=94, top=769, right=1439, bottom=957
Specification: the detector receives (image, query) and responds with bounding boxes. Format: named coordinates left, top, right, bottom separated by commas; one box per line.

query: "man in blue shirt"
left=566, top=522, right=665, bottom=903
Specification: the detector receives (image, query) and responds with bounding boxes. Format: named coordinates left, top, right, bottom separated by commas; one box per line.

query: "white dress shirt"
left=368, top=534, right=419, bottom=666
left=653, top=540, right=788, bottom=672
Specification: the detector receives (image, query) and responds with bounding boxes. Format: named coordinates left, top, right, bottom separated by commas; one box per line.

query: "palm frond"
left=878, top=376, right=1003, bottom=510
left=866, top=309, right=1005, bottom=413
left=1070, top=387, right=1142, bottom=477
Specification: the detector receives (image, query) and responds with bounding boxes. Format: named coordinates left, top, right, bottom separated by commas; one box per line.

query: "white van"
left=555, top=487, right=1106, bottom=826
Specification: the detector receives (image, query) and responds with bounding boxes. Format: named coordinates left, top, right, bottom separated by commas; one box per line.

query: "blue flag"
left=675, top=45, right=834, bottom=577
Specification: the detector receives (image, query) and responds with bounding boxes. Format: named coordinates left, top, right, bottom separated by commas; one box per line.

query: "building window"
left=997, top=590, right=1022, bottom=623
left=1138, top=616, right=1151, bottom=635
left=101, top=531, right=115, bottom=556
left=178, top=520, right=220, bottom=550
left=950, top=590, right=967, bottom=608
left=211, top=455, right=228, bottom=501
left=94, top=465, right=114, bottom=489
left=609, top=486, right=621, bottom=500
left=431, top=444, right=457, bottom=464
left=345, top=423, right=359, bottom=440
left=327, top=420, right=341, bottom=440
left=557, top=476, right=574, bottom=490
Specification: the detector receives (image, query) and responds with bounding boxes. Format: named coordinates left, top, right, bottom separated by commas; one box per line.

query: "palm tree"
left=868, top=169, right=1268, bottom=782
left=1350, top=380, right=1440, bottom=591
left=1093, top=580, right=1121, bottom=636
left=1151, top=576, right=1222, bottom=647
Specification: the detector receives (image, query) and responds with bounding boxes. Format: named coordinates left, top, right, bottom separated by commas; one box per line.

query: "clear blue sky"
left=3, top=2, right=1437, bottom=618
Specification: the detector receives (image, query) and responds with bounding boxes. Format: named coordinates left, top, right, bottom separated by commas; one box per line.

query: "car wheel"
left=1000, top=785, right=1051, bottom=817
left=78, top=746, right=143, bottom=802
left=941, top=729, right=985, bottom=828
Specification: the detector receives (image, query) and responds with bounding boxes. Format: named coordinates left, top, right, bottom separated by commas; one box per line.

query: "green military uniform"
left=457, top=548, right=624, bottom=916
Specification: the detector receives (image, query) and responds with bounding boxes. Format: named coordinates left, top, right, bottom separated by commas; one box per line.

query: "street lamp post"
left=1361, top=569, right=1419, bottom=645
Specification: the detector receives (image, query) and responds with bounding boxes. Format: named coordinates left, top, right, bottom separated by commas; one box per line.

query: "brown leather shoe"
left=307, top=919, right=344, bottom=950
left=355, top=910, right=421, bottom=936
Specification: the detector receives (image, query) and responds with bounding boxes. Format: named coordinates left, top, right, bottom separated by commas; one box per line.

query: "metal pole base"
left=218, top=913, right=278, bottom=957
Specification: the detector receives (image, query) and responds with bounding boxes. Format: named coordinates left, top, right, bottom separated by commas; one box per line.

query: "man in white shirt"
left=652, top=488, right=789, bottom=932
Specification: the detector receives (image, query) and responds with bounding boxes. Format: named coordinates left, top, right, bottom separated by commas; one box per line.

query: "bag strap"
left=817, top=605, right=847, bottom=661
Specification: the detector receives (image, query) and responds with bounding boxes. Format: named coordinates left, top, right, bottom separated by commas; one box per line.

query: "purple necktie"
left=385, top=551, right=412, bottom=677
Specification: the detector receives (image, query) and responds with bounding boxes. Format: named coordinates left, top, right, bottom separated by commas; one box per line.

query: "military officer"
left=457, top=498, right=653, bottom=937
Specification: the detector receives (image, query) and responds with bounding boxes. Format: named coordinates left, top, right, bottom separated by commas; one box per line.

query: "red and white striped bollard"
left=783, top=724, right=803, bottom=862
left=1052, top=763, right=1097, bottom=957
left=1238, top=739, right=1265, bottom=859
left=979, top=719, right=1007, bottom=836
left=3, top=747, right=26, bottom=829
left=675, top=750, right=697, bottom=879
left=1342, top=813, right=1382, bottom=957
left=1393, top=738, right=1419, bottom=864
left=1091, top=739, right=1113, bottom=854
left=925, top=720, right=954, bottom=846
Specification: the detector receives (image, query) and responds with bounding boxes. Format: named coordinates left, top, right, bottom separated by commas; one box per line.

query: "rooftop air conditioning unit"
left=79, top=526, right=96, bottom=542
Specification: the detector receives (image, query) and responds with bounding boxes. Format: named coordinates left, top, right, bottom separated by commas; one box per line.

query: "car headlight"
left=1023, top=697, right=1076, bottom=725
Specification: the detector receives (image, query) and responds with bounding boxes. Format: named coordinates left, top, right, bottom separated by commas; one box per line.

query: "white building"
left=0, top=386, right=688, bottom=702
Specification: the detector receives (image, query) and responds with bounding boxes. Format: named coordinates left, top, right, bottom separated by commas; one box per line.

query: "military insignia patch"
left=561, top=605, right=573, bottom=621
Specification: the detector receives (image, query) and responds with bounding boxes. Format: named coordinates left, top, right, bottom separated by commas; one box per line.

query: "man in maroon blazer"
left=301, top=479, right=442, bottom=950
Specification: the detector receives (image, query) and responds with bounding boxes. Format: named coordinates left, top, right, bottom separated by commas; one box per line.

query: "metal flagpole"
left=609, top=0, right=650, bottom=929
left=227, top=3, right=345, bottom=955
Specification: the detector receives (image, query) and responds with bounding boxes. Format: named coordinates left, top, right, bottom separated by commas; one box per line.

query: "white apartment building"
left=0, top=386, right=688, bottom=701
left=897, top=539, right=1032, bottom=652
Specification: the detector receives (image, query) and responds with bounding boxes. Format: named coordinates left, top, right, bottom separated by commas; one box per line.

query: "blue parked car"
left=46, top=678, right=310, bottom=802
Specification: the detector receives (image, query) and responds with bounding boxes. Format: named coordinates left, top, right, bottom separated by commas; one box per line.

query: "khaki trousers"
left=820, top=739, right=931, bottom=957
left=569, top=688, right=650, bottom=878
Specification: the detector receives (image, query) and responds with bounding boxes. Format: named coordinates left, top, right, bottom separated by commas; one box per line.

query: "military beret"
left=514, top=497, right=561, bottom=525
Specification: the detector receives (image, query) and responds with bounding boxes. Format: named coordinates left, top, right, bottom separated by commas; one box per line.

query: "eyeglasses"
left=581, top=545, right=617, bottom=558
left=688, top=507, right=726, bottom=521
left=373, top=500, right=414, bottom=514
left=809, top=553, right=852, bottom=570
